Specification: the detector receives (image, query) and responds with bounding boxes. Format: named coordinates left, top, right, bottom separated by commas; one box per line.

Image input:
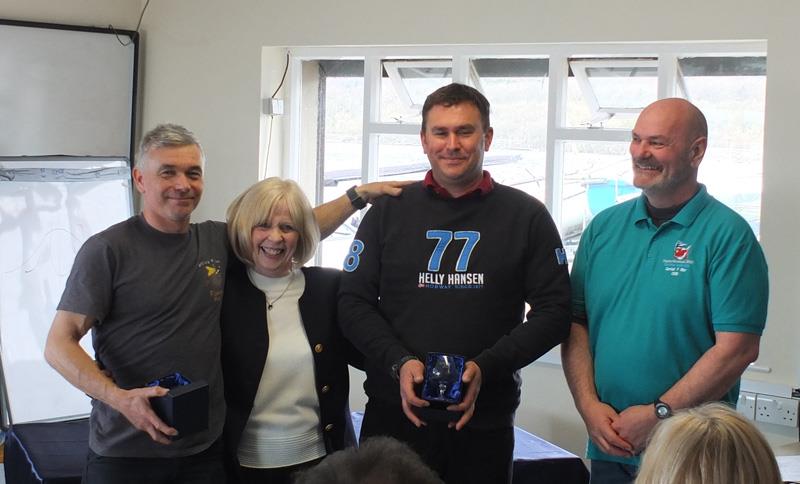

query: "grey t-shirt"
left=57, top=214, right=227, bottom=458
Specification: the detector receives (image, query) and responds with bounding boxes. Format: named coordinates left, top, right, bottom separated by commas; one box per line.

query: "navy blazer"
left=220, top=258, right=362, bottom=479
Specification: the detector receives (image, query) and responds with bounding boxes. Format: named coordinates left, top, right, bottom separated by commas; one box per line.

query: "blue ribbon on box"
left=147, top=372, right=191, bottom=389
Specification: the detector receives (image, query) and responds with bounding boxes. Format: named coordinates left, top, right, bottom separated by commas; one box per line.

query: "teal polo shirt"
left=571, top=184, right=769, bottom=465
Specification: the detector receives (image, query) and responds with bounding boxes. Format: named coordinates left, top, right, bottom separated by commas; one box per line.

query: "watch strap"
left=391, top=355, right=420, bottom=380
left=346, top=185, right=367, bottom=210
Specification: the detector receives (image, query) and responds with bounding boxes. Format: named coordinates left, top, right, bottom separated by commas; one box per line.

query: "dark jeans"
left=361, top=400, right=514, bottom=484
left=238, top=457, right=324, bottom=484
left=82, top=439, right=226, bottom=484
left=590, top=460, right=638, bottom=484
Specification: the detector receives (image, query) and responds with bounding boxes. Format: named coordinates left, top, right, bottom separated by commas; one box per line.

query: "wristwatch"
left=390, top=355, right=419, bottom=381
left=654, top=398, right=673, bottom=419
left=346, top=185, right=367, bottom=210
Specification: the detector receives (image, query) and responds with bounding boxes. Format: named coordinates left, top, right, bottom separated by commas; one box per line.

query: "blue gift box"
left=147, top=373, right=208, bottom=438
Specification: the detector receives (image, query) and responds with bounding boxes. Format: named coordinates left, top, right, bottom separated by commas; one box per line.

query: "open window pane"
left=567, top=59, right=658, bottom=128
left=584, top=65, right=657, bottom=109
left=381, top=60, right=453, bottom=124
left=566, top=78, right=641, bottom=129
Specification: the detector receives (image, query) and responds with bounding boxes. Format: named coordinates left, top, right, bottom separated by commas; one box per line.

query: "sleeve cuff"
left=472, top=353, right=498, bottom=384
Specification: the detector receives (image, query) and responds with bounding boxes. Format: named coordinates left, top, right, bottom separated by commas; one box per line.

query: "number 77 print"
left=426, top=230, right=480, bottom=273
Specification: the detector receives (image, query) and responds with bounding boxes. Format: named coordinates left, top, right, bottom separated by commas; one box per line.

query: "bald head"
left=640, top=98, right=707, bottom=143
left=630, top=98, right=709, bottom=207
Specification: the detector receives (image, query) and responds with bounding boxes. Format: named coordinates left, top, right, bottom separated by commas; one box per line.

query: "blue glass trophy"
left=417, top=352, right=465, bottom=422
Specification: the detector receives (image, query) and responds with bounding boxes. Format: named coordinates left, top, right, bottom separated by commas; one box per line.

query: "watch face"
left=656, top=403, right=671, bottom=419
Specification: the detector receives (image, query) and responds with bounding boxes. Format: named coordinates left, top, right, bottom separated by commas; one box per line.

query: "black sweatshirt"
left=338, top=182, right=571, bottom=427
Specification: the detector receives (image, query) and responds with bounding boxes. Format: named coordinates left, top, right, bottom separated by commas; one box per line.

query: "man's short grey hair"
left=136, top=124, right=205, bottom=168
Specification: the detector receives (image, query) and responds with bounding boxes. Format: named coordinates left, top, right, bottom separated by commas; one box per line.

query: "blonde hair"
left=226, top=177, right=319, bottom=268
left=635, top=402, right=781, bottom=484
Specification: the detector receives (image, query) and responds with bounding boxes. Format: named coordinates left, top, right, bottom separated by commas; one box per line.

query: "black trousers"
left=82, top=439, right=226, bottom=484
left=361, top=400, right=514, bottom=484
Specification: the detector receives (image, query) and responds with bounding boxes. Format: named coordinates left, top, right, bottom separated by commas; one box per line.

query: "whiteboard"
left=0, top=20, right=136, bottom=157
left=0, top=158, right=132, bottom=424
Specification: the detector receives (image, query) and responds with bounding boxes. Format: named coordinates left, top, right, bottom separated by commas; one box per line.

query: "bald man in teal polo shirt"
left=562, top=98, right=769, bottom=484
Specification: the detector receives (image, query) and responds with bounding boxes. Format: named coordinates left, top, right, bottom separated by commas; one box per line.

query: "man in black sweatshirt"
left=339, top=83, right=571, bottom=484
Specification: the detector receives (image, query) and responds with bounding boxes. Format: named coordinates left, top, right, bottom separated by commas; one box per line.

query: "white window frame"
left=571, top=59, right=657, bottom=123
left=282, top=41, right=766, bottom=233
left=383, top=59, right=484, bottom=115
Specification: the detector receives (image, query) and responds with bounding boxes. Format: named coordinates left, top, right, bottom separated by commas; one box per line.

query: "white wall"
left=3, top=0, right=799, bottom=457
left=0, top=0, right=140, bottom=28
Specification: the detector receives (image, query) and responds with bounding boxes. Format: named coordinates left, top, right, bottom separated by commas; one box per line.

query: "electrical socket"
left=737, top=391, right=757, bottom=420
left=755, top=395, right=776, bottom=423
left=755, top=394, right=799, bottom=427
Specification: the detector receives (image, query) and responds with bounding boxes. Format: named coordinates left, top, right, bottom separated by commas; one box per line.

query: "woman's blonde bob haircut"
left=635, top=402, right=782, bottom=484
left=226, top=177, right=319, bottom=268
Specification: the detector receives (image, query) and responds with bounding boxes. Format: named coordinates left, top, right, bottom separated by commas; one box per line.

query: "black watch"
left=346, top=185, right=367, bottom=210
left=390, top=355, right=419, bottom=381
left=654, top=398, right=673, bottom=419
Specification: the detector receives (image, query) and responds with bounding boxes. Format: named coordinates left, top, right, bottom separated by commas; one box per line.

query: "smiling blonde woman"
left=221, top=178, right=363, bottom=484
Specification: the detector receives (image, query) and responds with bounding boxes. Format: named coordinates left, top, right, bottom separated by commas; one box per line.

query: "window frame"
left=282, top=41, right=766, bottom=239
left=382, top=59, right=484, bottom=115
left=570, top=58, right=663, bottom=122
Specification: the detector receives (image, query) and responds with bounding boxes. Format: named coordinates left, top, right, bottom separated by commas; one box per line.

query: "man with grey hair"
left=44, top=124, right=407, bottom=483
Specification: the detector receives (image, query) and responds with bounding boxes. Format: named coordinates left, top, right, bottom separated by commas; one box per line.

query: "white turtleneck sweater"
left=237, top=268, right=326, bottom=468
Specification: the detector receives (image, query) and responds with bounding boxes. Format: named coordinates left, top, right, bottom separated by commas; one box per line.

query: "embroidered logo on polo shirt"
left=663, top=240, right=694, bottom=277
left=674, top=241, right=691, bottom=260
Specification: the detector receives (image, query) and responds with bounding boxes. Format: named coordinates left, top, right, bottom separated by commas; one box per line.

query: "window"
left=679, top=56, right=766, bottom=234
left=282, top=44, right=766, bottom=268
left=568, top=58, right=661, bottom=128
left=313, top=59, right=364, bottom=268
left=473, top=58, right=549, bottom=200
left=560, top=141, right=634, bottom=248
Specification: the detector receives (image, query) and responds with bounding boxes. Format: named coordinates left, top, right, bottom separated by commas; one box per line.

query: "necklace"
left=266, top=270, right=295, bottom=311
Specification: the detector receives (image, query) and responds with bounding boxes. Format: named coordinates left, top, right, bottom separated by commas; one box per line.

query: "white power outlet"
left=755, top=394, right=799, bottom=427
left=737, top=391, right=757, bottom=420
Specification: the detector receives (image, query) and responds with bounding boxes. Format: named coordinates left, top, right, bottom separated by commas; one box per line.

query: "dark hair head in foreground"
left=292, top=436, right=444, bottom=484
